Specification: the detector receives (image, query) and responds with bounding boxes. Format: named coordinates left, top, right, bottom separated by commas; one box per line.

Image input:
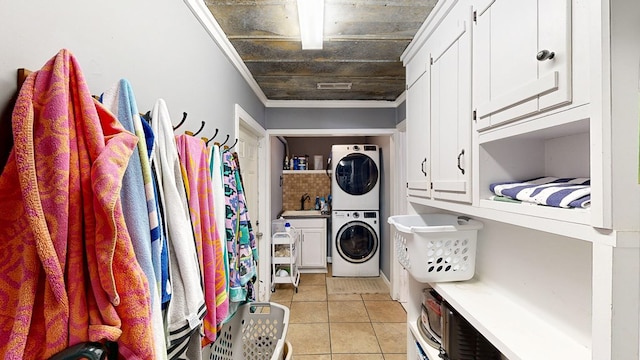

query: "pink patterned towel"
left=176, top=134, right=228, bottom=344
left=0, top=49, right=154, bottom=359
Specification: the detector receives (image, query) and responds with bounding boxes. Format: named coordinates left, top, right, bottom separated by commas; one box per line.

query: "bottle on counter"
left=285, top=222, right=291, bottom=233
left=314, top=196, right=320, bottom=210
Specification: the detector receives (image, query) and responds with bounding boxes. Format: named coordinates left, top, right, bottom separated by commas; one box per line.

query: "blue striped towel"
left=490, top=177, right=591, bottom=209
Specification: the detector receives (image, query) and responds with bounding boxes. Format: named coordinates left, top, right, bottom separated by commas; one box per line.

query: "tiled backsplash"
left=282, top=173, right=331, bottom=210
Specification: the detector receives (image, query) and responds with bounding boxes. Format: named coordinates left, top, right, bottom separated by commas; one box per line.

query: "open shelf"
left=431, top=279, right=590, bottom=360
left=408, top=320, right=443, bottom=360
left=478, top=199, right=590, bottom=225
left=476, top=104, right=590, bottom=145
left=408, top=197, right=616, bottom=245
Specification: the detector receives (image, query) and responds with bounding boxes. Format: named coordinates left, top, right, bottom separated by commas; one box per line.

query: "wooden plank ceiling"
left=205, top=0, right=437, bottom=101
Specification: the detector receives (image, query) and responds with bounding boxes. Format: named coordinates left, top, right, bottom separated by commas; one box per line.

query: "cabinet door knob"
left=421, top=158, right=427, bottom=176
left=457, top=149, right=465, bottom=175
left=536, top=49, right=555, bottom=61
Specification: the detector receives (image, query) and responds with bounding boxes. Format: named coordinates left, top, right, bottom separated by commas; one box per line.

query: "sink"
left=281, top=210, right=323, bottom=217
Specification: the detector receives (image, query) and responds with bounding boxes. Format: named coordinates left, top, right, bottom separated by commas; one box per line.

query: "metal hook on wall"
left=185, top=121, right=206, bottom=137
left=173, top=112, right=188, bottom=130
left=219, top=134, right=230, bottom=147
left=205, top=129, right=219, bottom=145
left=224, top=138, right=238, bottom=151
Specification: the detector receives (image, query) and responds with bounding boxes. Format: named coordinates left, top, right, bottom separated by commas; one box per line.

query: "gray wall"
left=396, top=100, right=406, bottom=125
left=285, top=136, right=366, bottom=168
left=270, top=137, right=285, bottom=221
left=0, top=0, right=264, bottom=140
left=266, top=107, right=397, bottom=129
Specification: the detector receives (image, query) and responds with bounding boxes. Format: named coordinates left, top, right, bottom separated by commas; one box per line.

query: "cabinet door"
left=300, top=228, right=326, bottom=268
left=474, top=0, right=572, bottom=130
left=406, top=69, right=431, bottom=199
left=430, top=7, right=472, bottom=203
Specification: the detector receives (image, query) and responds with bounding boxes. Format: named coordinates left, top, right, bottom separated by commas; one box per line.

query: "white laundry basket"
left=207, top=302, right=290, bottom=360
left=388, top=214, right=483, bottom=283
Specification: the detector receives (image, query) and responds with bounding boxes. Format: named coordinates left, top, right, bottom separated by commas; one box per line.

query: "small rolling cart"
left=271, top=226, right=300, bottom=293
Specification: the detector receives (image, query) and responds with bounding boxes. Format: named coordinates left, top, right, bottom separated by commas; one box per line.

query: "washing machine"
left=332, top=210, right=380, bottom=277
left=331, top=144, right=380, bottom=210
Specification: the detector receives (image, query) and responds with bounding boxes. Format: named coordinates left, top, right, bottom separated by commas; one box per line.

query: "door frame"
left=390, top=119, right=409, bottom=303
left=234, top=104, right=269, bottom=301
left=265, top=128, right=395, bottom=298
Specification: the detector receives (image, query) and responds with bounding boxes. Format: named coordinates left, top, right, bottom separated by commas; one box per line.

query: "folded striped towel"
left=490, top=177, right=591, bottom=209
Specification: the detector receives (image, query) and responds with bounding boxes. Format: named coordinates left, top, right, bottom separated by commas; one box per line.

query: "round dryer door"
left=335, top=221, right=379, bottom=264
left=334, top=153, right=379, bottom=196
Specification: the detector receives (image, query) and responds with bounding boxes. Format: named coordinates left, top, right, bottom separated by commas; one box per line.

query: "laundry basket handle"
left=457, top=215, right=471, bottom=223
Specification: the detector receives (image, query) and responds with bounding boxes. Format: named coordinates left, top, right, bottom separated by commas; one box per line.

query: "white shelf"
left=431, top=279, right=591, bottom=360
left=408, top=197, right=617, bottom=246
left=272, top=255, right=296, bottom=264
left=408, top=320, right=442, bottom=360
left=478, top=199, right=591, bottom=226
left=476, top=104, right=590, bottom=144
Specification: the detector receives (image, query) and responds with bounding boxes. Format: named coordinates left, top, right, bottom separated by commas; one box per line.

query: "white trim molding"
left=267, top=128, right=396, bottom=137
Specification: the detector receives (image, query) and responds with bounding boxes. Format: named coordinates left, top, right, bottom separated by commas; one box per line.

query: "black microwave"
left=419, top=287, right=502, bottom=360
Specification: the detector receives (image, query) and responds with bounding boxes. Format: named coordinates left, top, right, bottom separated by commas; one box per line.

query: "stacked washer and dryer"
left=330, top=144, right=381, bottom=277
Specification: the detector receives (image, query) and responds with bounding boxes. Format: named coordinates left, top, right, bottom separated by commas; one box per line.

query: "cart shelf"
left=271, top=229, right=300, bottom=293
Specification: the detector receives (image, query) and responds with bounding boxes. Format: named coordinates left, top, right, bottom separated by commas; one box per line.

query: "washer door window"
left=336, top=221, right=378, bottom=263
left=335, top=153, right=379, bottom=196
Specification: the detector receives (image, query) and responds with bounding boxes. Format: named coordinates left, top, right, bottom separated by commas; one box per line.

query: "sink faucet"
left=300, top=193, right=311, bottom=210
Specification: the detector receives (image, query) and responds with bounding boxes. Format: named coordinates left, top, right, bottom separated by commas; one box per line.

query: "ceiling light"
left=297, top=0, right=324, bottom=50
left=317, top=82, right=352, bottom=90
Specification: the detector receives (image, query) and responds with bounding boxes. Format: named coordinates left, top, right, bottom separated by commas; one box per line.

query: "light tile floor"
left=270, top=270, right=407, bottom=360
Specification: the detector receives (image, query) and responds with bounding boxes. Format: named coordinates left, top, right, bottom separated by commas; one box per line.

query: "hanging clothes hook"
left=173, top=112, right=188, bottom=130
left=205, top=129, right=219, bottom=145
left=192, top=121, right=205, bottom=136
left=224, top=138, right=238, bottom=151
left=185, top=121, right=205, bottom=137
left=220, top=134, right=230, bottom=147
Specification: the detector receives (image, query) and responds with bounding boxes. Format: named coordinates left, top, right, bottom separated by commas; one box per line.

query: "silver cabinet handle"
left=536, top=49, right=555, bottom=61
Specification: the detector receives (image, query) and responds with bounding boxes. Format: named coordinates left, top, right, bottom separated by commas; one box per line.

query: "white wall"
left=0, top=0, right=264, bottom=139
left=474, top=219, right=593, bottom=347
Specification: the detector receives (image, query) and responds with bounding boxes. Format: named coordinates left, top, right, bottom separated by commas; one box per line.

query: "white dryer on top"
left=331, top=144, right=380, bottom=210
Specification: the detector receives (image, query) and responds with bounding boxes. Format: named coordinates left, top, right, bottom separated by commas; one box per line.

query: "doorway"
left=265, top=129, right=395, bottom=294
left=234, top=104, right=269, bottom=300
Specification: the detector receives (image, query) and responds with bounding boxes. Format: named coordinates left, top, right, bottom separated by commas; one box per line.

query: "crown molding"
left=267, top=128, right=396, bottom=136
left=184, top=0, right=404, bottom=110
left=265, top=98, right=403, bottom=109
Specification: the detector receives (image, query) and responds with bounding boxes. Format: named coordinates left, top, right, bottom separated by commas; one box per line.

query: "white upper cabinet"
left=406, top=67, right=431, bottom=199
left=473, top=0, right=572, bottom=130
left=430, top=4, right=473, bottom=203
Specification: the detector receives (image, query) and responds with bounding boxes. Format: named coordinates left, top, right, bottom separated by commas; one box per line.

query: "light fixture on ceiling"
left=317, top=82, right=352, bottom=90
left=297, top=0, right=324, bottom=50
